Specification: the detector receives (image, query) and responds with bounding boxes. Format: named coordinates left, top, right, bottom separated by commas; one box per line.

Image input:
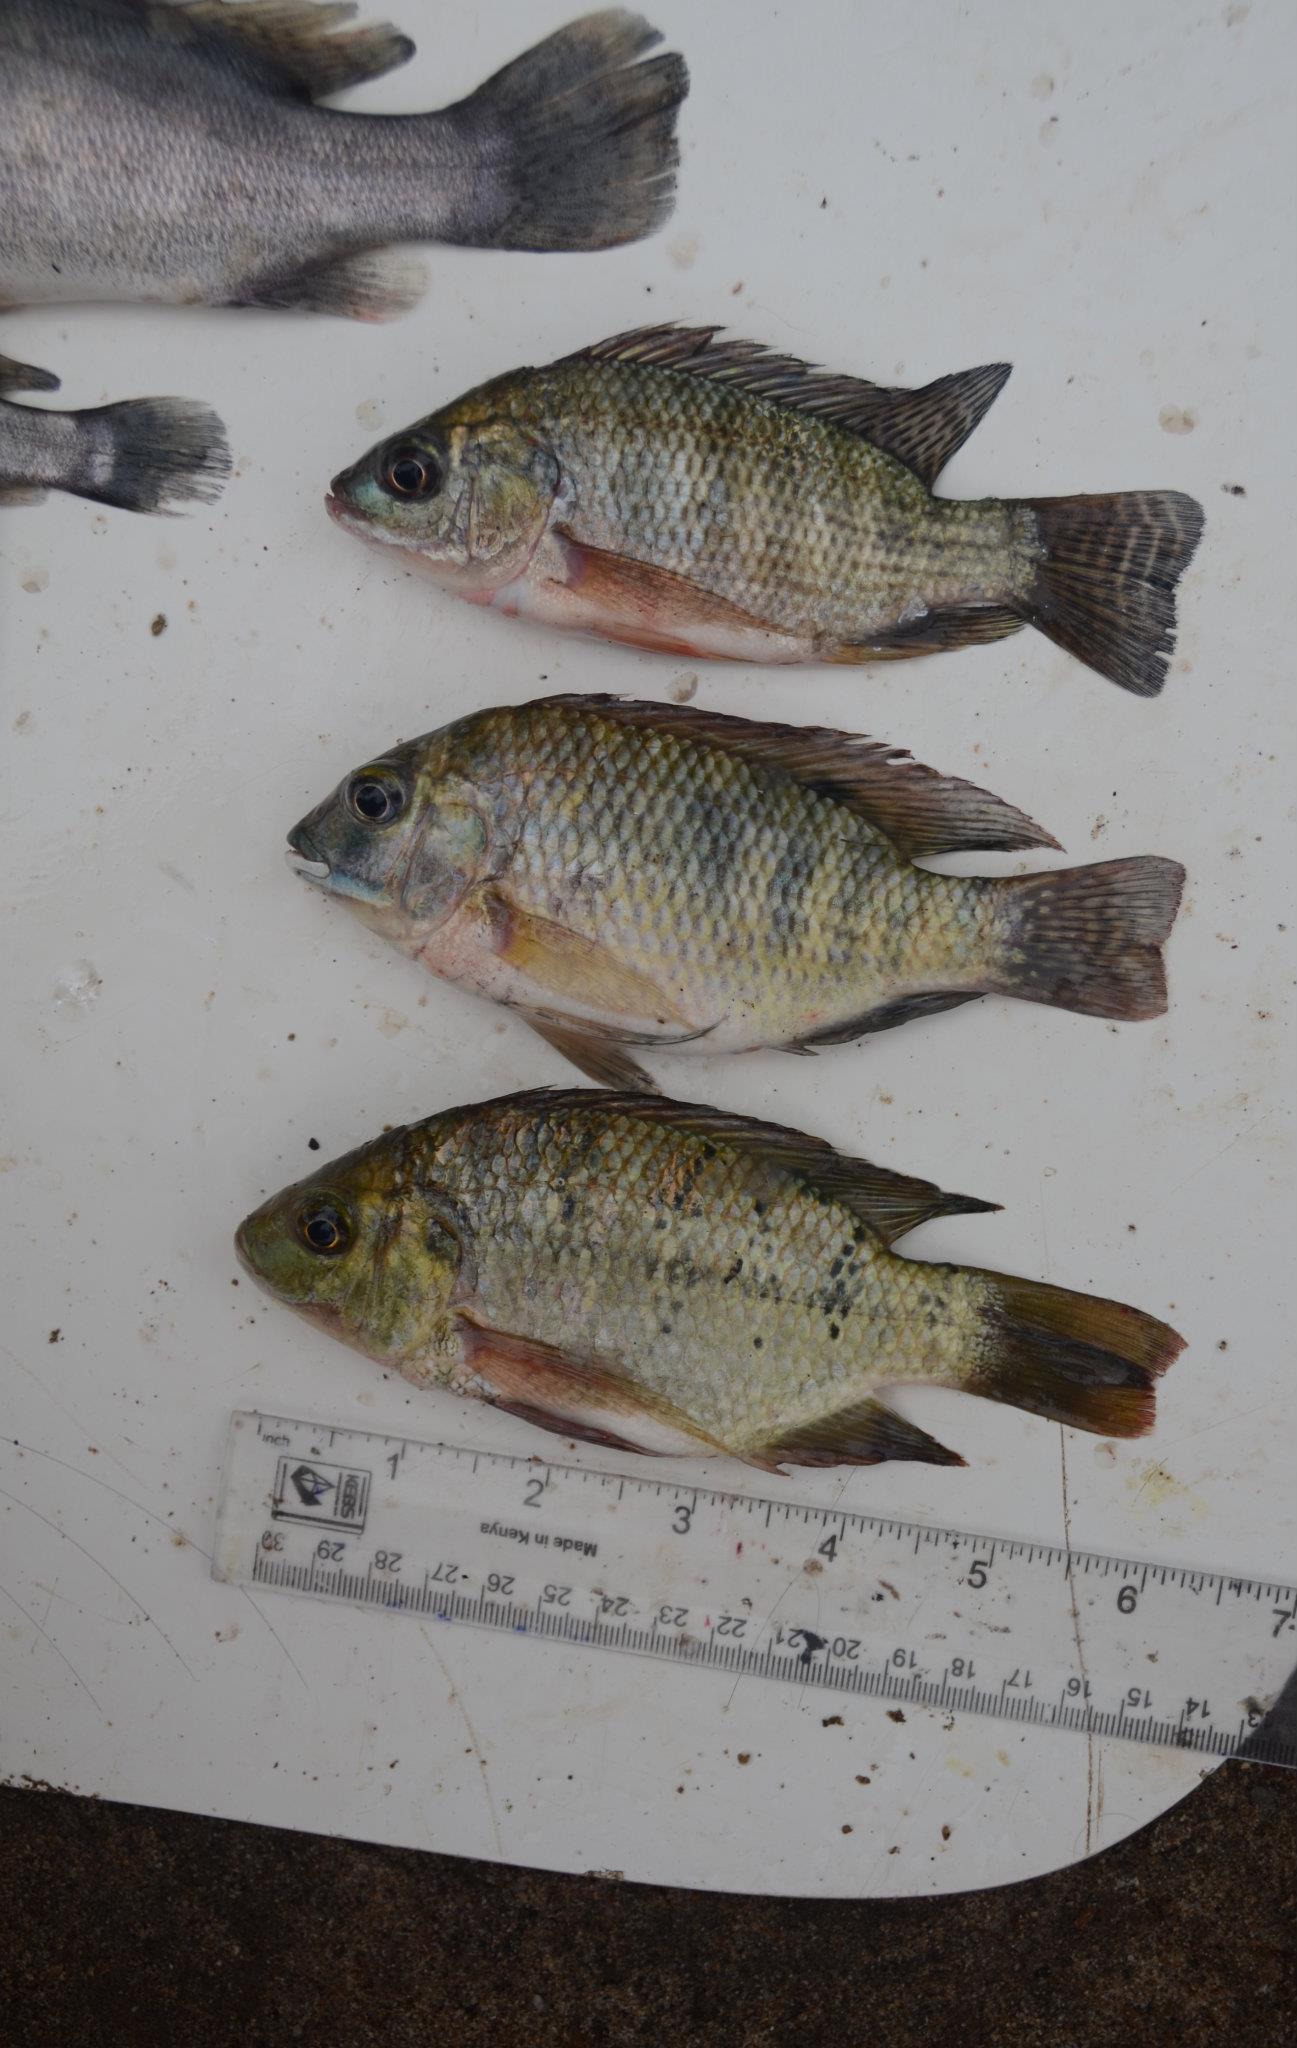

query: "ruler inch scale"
left=214, top=1411, right=1297, bottom=1768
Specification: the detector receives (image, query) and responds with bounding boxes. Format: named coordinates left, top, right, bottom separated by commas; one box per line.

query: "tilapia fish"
left=0, top=3, right=688, bottom=320
left=329, top=324, right=1204, bottom=692
left=236, top=1089, right=1184, bottom=1469
left=286, top=695, right=1185, bottom=1088
left=0, top=353, right=228, bottom=510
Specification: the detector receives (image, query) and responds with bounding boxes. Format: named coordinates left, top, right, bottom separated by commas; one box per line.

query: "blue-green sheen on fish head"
left=234, top=1129, right=463, bottom=1374
left=287, top=729, right=491, bottom=943
left=326, top=386, right=561, bottom=595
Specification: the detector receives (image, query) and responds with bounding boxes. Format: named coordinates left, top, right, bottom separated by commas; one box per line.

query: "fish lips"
left=285, top=820, right=331, bottom=886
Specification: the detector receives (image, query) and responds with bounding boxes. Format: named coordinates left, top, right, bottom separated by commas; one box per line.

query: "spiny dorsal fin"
left=538, top=696, right=1060, bottom=859
left=496, top=1088, right=999, bottom=1247
left=160, top=2, right=414, bottom=99
left=564, top=326, right=1011, bottom=487
left=0, top=355, right=61, bottom=398
left=757, top=1398, right=965, bottom=1470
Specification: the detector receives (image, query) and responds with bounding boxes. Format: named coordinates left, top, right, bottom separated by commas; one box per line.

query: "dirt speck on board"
left=886, top=1710, right=906, bottom=1724
left=47, top=1329, right=62, bottom=1344
left=821, top=1716, right=843, bottom=1729
left=1221, top=481, right=1246, bottom=495
left=21, top=567, right=49, bottom=594
left=736, top=1753, right=751, bottom=1766
left=669, top=670, right=699, bottom=704
left=150, top=612, right=167, bottom=637
left=668, top=232, right=699, bottom=270
left=1158, top=405, right=1197, bottom=434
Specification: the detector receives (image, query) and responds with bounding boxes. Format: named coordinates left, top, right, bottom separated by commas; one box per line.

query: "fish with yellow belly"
left=286, top=695, right=1185, bottom=1088
left=235, top=1089, right=1185, bottom=1470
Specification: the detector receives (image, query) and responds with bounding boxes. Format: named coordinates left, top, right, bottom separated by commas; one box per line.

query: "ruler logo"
left=271, top=1454, right=370, bottom=1533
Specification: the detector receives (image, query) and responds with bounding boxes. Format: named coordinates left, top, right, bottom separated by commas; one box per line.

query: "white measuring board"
left=215, top=1412, right=1297, bottom=1770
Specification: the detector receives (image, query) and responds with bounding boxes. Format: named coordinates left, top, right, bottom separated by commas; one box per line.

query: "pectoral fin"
left=554, top=533, right=806, bottom=660
left=480, top=888, right=690, bottom=1027
left=458, top=1318, right=724, bottom=1458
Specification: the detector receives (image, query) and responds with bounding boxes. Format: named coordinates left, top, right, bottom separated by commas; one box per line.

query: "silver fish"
left=0, top=2, right=689, bottom=320
left=0, top=353, right=228, bottom=510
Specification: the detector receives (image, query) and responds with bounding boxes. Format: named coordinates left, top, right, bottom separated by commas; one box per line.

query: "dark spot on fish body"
left=560, top=1195, right=576, bottom=1223
left=829, top=1323, right=841, bottom=1341
left=752, top=1336, right=763, bottom=1350
left=723, top=1257, right=743, bottom=1284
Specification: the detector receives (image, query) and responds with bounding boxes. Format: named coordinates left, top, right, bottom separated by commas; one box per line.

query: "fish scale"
left=237, top=1090, right=1186, bottom=1469
left=331, top=326, right=1203, bottom=690
left=286, top=696, right=1186, bottom=1085
left=530, top=361, right=989, bottom=638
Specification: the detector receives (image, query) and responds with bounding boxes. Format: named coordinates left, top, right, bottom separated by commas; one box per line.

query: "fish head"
left=235, top=1128, right=465, bottom=1373
left=327, top=391, right=561, bottom=595
left=287, top=730, right=491, bottom=943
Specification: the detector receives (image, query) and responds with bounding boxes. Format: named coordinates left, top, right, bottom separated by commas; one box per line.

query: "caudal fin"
left=991, top=856, right=1185, bottom=1021
left=70, top=399, right=230, bottom=514
left=972, top=1272, right=1184, bottom=1436
left=447, top=10, right=688, bottom=250
left=1014, top=491, right=1204, bottom=694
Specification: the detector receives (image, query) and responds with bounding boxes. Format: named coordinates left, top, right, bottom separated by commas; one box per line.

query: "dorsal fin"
left=495, top=1089, right=999, bottom=1247
left=564, top=326, right=1011, bottom=487
left=161, top=1, right=414, bottom=99
left=537, top=696, right=1060, bottom=859
left=0, top=355, right=60, bottom=398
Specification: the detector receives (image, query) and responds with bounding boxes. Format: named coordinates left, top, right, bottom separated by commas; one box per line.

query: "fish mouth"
left=286, top=822, right=330, bottom=885
left=233, top=1219, right=257, bottom=1277
left=325, top=486, right=368, bottom=535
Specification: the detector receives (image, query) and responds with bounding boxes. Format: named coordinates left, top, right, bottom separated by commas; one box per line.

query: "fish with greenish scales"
left=0, top=3, right=688, bottom=320
left=235, top=1090, right=1185, bottom=1469
left=286, top=694, right=1186, bottom=1088
left=0, top=354, right=229, bottom=511
left=328, top=324, right=1204, bottom=693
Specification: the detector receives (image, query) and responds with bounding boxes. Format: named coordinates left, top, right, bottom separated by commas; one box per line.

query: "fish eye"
left=347, top=770, right=407, bottom=826
left=298, top=1203, right=351, bottom=1256
left=382, top=445, right=440, bottom=499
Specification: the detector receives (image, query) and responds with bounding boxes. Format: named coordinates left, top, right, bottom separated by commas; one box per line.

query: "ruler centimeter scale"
left=215, top=1411, right=1297, bottom=1766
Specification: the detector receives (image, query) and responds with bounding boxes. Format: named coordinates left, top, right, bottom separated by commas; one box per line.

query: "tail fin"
left=1013, top=491, right=1204, bottom=694
left=447, top=10, right=688, bottom=250
left=973, top=1272, right=1185, bottom=1436
left=990, top=856, right=1185, bottom=1021
left=71, top=400, right=230, bottom=514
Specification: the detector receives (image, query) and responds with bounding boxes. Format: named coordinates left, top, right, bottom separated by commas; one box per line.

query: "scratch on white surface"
left=0, top=1576, right=104, bottom=1716
left=419, top=1623, right=503, bottom=1859
left=1137, top=1113, right=1273, bottom=1220
left=8, top=1438, right=308, bottom=1688
left=1057, top=1435, right=1095, bottom=1858
left=2, top=1343, right=147, bottom=1489
left=0, top=1482, right=197, bottom=1680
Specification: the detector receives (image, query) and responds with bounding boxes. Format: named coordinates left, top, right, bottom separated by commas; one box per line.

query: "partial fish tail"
left=985, top=856, right=1185, bottom=1021
left=1007, top=491, right=1204, bottom=694
left=65, top=399, right=230, bottom=514
left=968, top=1270, right=1185, bottom=1436
left=436, top=10, right=688, bottom=251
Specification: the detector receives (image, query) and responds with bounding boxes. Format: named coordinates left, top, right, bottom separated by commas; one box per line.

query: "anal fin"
left=829, top=605, right=1025, bottom=662
left=795, top=990, right=982, bottom=1047
left=757, top=1399, right=965, bottom=1471
left=238, top=249, right=426, bottom=321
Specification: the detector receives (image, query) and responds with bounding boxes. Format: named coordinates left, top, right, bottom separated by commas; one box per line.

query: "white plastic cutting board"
left=1, top=0, right=1293, bottom=1896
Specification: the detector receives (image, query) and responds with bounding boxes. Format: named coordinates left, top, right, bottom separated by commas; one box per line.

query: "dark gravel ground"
left=2, top=1766, right=1295, bottom=2046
